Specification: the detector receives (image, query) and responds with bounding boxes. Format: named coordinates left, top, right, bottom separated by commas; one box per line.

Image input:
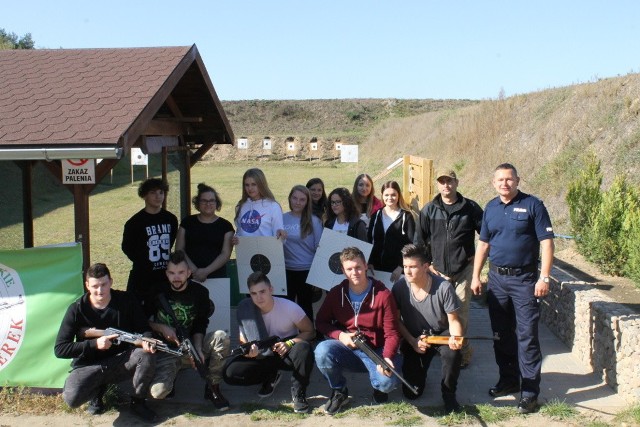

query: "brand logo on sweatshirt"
left=240, top=209, right=264, bottom=233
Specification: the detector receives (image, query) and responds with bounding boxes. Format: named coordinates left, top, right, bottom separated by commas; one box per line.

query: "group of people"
left=54, top=162, right=554, bottom=421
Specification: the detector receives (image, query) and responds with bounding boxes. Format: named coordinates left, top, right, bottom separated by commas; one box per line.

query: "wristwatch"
left=541, top=276, right=550, bottom=283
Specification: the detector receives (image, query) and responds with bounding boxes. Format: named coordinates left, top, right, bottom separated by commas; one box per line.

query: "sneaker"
left=372, top=389, right=388, bottom=403
left=130, top=397, right=157, bottom=422
left=292, top=386, right=310, bottom=413
left=86, top=396, right=105, bottom=415
left=207, top=384, right=230, bottom=411
left=323, top=387, right=349, bottom=415
left=257, top=372, right=281, bottom=398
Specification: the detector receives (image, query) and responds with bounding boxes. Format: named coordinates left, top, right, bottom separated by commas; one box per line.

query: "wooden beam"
left=155, top=116, right=203, bottom=123
left=17, top=161, right=34, bottom=248
left=72, top=184, right=91, bottom=272
left=161, top=147, right=168, bottom=210
left=179, top=137, right=191, bottom=220
left=144, top=120, right=187, bottom=135
left=190, top=142, right=213, bottom=167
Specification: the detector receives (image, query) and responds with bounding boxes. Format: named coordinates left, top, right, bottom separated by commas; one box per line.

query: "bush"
left=622, top=187, right=640, bottom=282
left=589, top=175, right=631, bottom=275
left=567, top=155, right=640, bottom=286
left=566, top=153, right=602, bottom=257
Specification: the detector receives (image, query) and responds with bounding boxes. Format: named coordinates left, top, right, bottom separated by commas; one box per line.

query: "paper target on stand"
left=236, top=236, right=286, bottom=295
left=307, top=228, right=372, bottom=291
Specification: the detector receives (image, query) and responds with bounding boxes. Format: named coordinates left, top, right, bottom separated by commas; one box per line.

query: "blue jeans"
left=314, top=339, right=400, bottom=393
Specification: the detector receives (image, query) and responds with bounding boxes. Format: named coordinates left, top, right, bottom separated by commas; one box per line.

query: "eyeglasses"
left=200, top=199, right=217, bottom=205
left=330, top=200, right=343, bottom=206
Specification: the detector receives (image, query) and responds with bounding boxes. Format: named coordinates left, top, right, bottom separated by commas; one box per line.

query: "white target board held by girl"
left=236, top=236, right=286, bottom=295
left=307, top=228, right=372, bottom=291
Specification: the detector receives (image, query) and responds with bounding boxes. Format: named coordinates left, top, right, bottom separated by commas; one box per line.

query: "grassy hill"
left=356, top=74, right=640, bottom=235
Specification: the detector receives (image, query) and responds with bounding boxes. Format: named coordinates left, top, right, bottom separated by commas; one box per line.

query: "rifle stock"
left=352, top=332, right=419, bottom=395
left=420, top=332, right=500, bottom=346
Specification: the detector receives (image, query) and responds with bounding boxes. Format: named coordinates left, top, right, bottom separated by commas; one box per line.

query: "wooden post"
left=72, top=184, right=91, bottom=272
left=402, top=155, right=433, bottom=214
left=18, top=161, right=34, bottom=248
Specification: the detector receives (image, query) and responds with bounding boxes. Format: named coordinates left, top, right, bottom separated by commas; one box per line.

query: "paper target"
left=250, top=254, right=271, bottom=274
left=236, top=236, right=286, bottom=295
left=307, top=228, right=372, bottom=291
left=201, top=278, right=231, bottom=334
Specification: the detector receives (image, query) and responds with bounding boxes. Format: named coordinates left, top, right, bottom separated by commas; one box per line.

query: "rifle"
left=157, top=294, right=209, bottom=380
left=83, top=327, right=185, bottom=357
left=352, top=331, right=419, bottom=395
left=420, top=331, right=500, bottom=346
left=227, top=335, right=281, bottom=358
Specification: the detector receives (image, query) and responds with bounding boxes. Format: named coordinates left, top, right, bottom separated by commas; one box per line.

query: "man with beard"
left=148, top=251, right=231, bottom=410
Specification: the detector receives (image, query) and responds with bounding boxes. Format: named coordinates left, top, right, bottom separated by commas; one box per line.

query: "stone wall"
left=541, top=268, right=640, bottom=401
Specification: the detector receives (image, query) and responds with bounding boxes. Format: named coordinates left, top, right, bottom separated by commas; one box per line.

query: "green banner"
left=0, top=244, right=83, bottom=388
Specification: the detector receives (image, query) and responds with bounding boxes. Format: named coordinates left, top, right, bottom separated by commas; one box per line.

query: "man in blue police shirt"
left=470, top=163, right=554, bottom=414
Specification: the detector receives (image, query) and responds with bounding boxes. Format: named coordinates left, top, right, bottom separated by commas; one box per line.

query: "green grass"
left=614, top=403, right=640, bottom=425
left=245, top=403, right=308, bottom=422
left=539, top=398, right=578, bottom=420
left=335, top=401, right=417, bottom=420
left=473, top=403, right=519, bottom=424
left=0, top=159, right=362, bottom=289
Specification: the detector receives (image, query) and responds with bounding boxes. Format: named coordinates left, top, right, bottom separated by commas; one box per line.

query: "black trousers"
left=284, top=269, right=314, bottom=322
left=400, top=340, right=462, bottom=399
left=486, top=269, right=541, bottom=398
left=62, top=348, right=155, bottom=408
left=223, top=341, right=314, bottom=389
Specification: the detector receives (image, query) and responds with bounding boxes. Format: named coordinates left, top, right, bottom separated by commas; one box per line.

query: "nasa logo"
left=240, top=210, right=263, bottom=233
left=0, top=264, right=27, bottom=371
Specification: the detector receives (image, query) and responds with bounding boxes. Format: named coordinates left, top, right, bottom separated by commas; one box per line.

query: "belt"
left=489, top=263, right=537, bottom=276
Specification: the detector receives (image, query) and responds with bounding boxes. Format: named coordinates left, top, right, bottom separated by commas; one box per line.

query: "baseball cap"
left=436, top=169, right=457, bottom=180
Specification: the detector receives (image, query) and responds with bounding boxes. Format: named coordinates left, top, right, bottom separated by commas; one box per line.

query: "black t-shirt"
left=152, top=281, right=211, bottom=337
left=180, top=215, right=234, bottom=278
left=441, top=197, right=461, bottom=216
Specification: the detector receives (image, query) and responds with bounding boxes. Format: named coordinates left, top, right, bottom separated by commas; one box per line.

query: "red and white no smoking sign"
left=61, top=159, right=96, bottom=184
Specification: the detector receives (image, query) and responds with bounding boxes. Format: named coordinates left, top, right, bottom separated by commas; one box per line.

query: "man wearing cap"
left=471, top=163, right=554, bottom=414
left=414, top=168, right=483, bottom=368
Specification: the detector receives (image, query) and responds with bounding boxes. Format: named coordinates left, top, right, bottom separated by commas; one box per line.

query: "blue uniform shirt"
left=479, top=191, right=554, bottom=267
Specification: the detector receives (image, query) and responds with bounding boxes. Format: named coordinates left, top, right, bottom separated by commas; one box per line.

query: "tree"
left=0, top=28, right=35, bottom=50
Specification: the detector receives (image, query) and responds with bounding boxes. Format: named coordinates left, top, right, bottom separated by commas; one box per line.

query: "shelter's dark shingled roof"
left=0, top=46, right=231, bottom=147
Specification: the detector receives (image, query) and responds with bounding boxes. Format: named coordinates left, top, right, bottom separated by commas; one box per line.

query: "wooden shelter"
left=0, top=45, right=234, bottom=269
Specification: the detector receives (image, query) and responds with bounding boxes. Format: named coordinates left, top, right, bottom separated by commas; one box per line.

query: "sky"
left=4, top=1, right=640, bottom=101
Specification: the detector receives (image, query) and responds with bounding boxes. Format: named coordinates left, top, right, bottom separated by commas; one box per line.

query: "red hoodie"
left=316, top=277, right=401, bottom=359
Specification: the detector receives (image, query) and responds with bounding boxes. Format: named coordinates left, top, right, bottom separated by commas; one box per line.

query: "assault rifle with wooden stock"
left=420, top=330, right=500, bottom=346
left=352, top=331, right=419, bottom=395
left=83, top=327, right=185, bottom=357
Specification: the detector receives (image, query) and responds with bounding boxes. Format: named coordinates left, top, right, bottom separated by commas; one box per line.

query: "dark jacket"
left=324, top=216, right=367, bottom=241
left=367, top=208, right=415, bottom=272
left=414, top=192, right=483, bottom=277
left=54, top=290, right=151, bottom=369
